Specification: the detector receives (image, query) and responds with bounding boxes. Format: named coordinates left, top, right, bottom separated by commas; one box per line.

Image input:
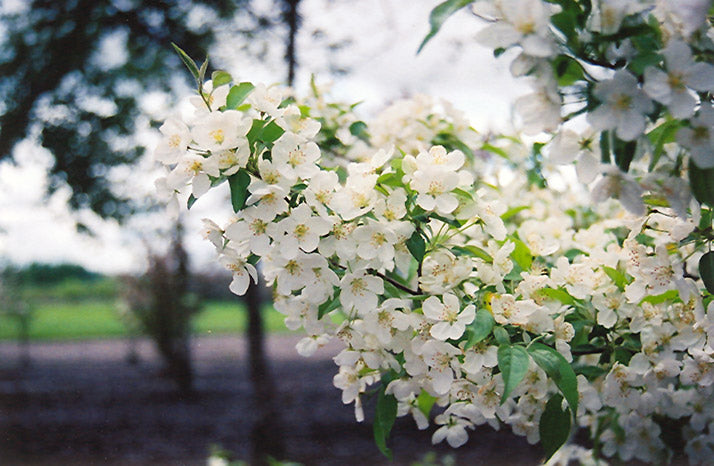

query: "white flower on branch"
left=678, top=103, right=714, bottom=169
left=422, top=293, right=476, bottom=341
left=588, top=70, right=654, bottom=141
left=475, top=0, right=558, bottom=58
left=644, top=41, right=714, bottom=119
left=154, top=117, right=191, bottom=164
left=591, top=166, right=645, bottom=216
left=191, top=109, right=250, bottom=152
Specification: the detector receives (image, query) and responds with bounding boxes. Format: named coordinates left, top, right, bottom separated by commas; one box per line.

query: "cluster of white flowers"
left=464, top=0, right=714, bottom=217
left=155, top=63, right=714, bottom=462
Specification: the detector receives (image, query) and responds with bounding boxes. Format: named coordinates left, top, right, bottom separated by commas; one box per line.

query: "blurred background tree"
left=0, top=265, right=33, bottom=367
left=0, top=0, right=279, bottom=221
left=121, top=220, right=200, bottom=393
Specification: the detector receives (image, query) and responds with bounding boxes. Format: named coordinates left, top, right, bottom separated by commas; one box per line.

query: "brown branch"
left=370, top=269, right=422, bottom=296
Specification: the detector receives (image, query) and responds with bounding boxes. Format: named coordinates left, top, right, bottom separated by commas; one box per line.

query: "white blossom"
left=588, top=70, right=654, bottom=141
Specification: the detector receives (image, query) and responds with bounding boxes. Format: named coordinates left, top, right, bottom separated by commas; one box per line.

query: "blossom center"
left=294, top=223, right=309, bottom=238
left=168, top=134, right=182, bottom=148
left=315, top=190, right=331, bottom=204
left=351, top=192, right=370, bottom=208
left=517, top=21, right=536, bottom=35
left=189, top=160, right=203, bottom=174
left=210, top=128, right=225, bottom=144
left=614, top=94, right=632, bottom=111
left=443, top=307, right=459, bottom=323
left=250, top=218, right=267, bottom=235
left=288, top=149, right=305, bottom=167
left=378, top=310, right=393, bottom=327
left=667, top=72, right=686, bottom=90
left=693, top=125, right=709, bottom=142
left=285, top=260, right=301, bottom=275
left=371, top=232, right=387, bottom=247
left=264, top=170, right=279, bottom=185
left=427, top=180, right=444, bottom=196
left=350, top=277, right=367, bottom=295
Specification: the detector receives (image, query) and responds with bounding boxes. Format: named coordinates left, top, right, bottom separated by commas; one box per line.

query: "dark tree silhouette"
left=0, top=0, right=268, bottom=220
left=281, top=0, right=301, bottom=86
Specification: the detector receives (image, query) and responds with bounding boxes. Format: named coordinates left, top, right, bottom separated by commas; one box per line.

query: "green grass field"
left=0, top=300, right=288, bottom=342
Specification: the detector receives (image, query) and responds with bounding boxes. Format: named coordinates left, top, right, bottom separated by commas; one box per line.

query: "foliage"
left=10, top=262, right=100, bottom=285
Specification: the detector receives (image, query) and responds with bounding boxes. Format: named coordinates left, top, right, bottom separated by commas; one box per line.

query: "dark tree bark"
left=282, top=0, right=301, bottom=86
left=18, top=315, right=30, bottom=369
left=245, top=279, right=285, bottom=464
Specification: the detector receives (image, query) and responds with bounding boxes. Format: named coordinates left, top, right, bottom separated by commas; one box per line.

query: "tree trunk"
left=18, top=314, right=30, bottom=368
left=283, top=0, right=300, bottom=87
left=246, top=280, right=285, bottom=465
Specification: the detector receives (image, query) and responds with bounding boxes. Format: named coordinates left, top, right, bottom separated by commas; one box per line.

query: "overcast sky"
left=0, top=0, right=527, bottom=274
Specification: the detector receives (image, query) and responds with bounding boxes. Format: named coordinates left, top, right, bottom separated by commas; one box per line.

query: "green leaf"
left=501, top=205, right=529, bottom=221
left=509, top=237, right=533, bottom=271
left=418, top=0, right=473, bottom=53
left=639, top=289, right=679, bottom=305
left=493, top=326, right=510, bottom=346
left=377, top=172, right=402, bottom=188
left=211, top=70, right=232, bottom=88
left=627, top=51, right=662, bottom=76
left=198, top=57, right=209, bottom=84
left=374, top=383, right=398, bottom=459
left=246, top=119, right=267, bottom=147
left=349, top=121, right=369, bottom=141
left=228, top=169, right=252, bottom=212
left=497, top=345, right=530, bottom=403
left=539, top=394, right=572, bottom=461
left=552, top=55, right=584, bottom=87
left=452, top=187, right=474, bottom=200
left=416, top=390, right=437, bottom=418
left=481, top=143, right=509, bottom=159
left=600, top=130, right=611, bottom=164
left=452, top=245, right=493, bottom=263
left=700, top=251, right=714, bottom=294
left=187, top=194, right=198, bottom=210
left=574, top=364, right=607, bottom=380
left=535, top=287, right=575, bottom=305
left=603, top=266, right=629, bottom=291
left=430, top=212, right=462, bottom=228
left=549, top=2, right=579, bottom=45
left=564, top=248, right=586, bottom=262
left=171, top=42, right=200, bottom=83
left=406, top=230, right=426, bottom=263
left=260, top=120, right=286, bottom=144
left=614, top=347, right=634, bottom=365
left=225, top=82, right=256, bottom=110
left=318, top=293, right=340, bottom=319
left=467, top=309, right=495, bottom=347
left=690, top=159, right=714, bottom=207
left=613, top=137, right=637, bottom=172
left=646, top=120, right=680, bottom=171
left=527, top=343, right=579, bottom=417
left=432, top=133, right=476, bottom=161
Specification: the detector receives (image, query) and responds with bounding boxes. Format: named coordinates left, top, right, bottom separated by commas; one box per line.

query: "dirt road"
left=0, top=335, right=541, bottom=465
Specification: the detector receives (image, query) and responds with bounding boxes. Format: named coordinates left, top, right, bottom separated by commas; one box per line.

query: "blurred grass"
left=0, top=300, right=287, bottom=342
